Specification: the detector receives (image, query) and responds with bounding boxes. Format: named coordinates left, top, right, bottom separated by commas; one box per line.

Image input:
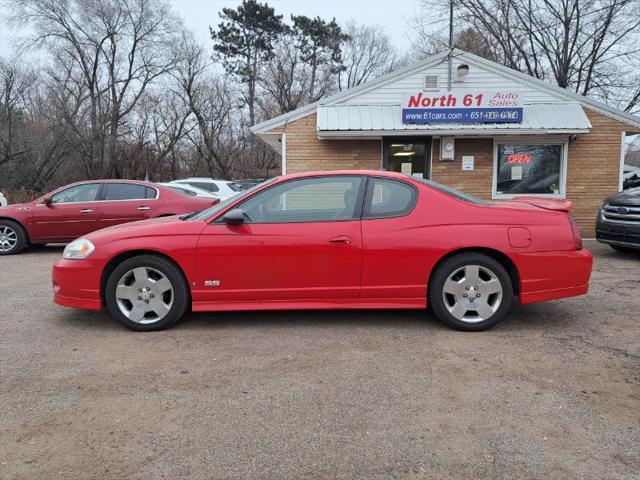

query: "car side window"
left=104, top=183, right=156, bottom=201
left=237, top=176, right=363, bottom=223
left=364, top=178, right=417, bottom=219
left=189, top=182, right=219, bottom=193
left=170, top=186, right=197, bottom=197
left=51, top=184, right=100, bottom=204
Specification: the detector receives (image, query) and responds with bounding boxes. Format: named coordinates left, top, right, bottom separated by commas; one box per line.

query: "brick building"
left=251, top=49, right=640, bottom=235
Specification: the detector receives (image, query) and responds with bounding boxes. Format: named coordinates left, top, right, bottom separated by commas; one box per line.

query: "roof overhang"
left=255, top=131, right=283, bottom=152
left=317, top=129, right=589, bottom=139
left=316, top=103, right=591, bottom=138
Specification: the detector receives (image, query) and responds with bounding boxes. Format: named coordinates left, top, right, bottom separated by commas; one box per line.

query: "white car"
left=157, top=182, right=220, bottom=200
left=170, top=178, right=240, bottom=200
left=0, top=192, right=7, bottom=207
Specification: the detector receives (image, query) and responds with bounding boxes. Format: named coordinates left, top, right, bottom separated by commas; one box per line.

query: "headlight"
left=63, top=238, right=95, bottom=260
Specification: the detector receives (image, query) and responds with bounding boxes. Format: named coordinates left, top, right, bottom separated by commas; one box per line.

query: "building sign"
left=402, top=91, right=523, bottom=124
left=507, top=153, right=532, bottom=164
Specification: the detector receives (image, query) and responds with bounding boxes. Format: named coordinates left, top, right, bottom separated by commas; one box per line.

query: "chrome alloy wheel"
left=115, top=267, right=174, bottom=324
left=442, top=264, right=503, bottom=323
left=0, top=225, right=18, bottom=252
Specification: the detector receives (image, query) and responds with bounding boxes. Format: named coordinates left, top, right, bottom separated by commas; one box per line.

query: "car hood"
left=604, top=187, right=640, bottom=206
left=0, top=202, right=33, bottom=213
left=85, top=215, right=205, bottom=243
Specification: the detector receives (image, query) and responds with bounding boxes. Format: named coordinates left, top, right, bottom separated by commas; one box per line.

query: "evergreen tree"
left=211, top=0, right=287, bottom=126
left=291, top=15, right=350, bottom=102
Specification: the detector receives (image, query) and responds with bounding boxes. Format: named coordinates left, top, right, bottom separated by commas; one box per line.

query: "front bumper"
left=596, top=216, right=640, bottom=249
left=52, top=259, right=103, bottom=310
left=512, top=248, right=593, bottom=304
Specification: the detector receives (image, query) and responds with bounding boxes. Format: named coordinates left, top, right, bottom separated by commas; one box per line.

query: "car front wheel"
left=429, top=253, right=513, bottom=331
left=0, top=220, right=27, bottom=255
left=104, top=255, right=190, bottom=331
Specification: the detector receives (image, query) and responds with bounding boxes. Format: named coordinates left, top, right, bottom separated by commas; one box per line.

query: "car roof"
left=42, top=179, right=171, bottom=198
left=279, top=170, right=411, bottom=181
left=173, top=178, right=228, bottom=182
left=57, top=179, right=160, bottom=189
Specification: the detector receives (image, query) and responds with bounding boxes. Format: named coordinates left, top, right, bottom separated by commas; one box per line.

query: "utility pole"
left=447, top=0, right=454, bottom=91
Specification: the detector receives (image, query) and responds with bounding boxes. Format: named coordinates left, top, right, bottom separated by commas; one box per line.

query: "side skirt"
left=192, top=298, right=427, bottom=312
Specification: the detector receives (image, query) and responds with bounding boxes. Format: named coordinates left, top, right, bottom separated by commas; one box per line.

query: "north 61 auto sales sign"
left=401, top=91, right=523, bottom=124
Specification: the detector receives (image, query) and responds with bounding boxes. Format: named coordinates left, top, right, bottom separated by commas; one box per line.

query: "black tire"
left=610, top=244, right=639, bottom=254
left=428, top=253, right=513, bottom=331
left=0, top=219, right=28, bottom=255
left=104, top=254, right=190, bottom=331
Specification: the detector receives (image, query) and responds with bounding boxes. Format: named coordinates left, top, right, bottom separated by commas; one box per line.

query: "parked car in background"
left=0, top=180, right=218, bottom=255
left=596, top=187, right=640, bottom=252
left=170, top=178, right=239, bottom=200
left=52, top=170, right=592, bottom=332
left=230, top=179, right=265, bottom=191
left=0, top=191, right=7, bottom=207
left=157, top=182, right=219, bottom=200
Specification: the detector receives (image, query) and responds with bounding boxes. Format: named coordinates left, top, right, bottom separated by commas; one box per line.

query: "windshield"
left=414, top=177, right=489, bottom=205
left=185, top=177, right=278, bottom=221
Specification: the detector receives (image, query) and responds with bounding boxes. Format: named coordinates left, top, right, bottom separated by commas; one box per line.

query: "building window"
left=383, top=138, right=432, bottom=179
left=494, top=142, right=566, bottom=198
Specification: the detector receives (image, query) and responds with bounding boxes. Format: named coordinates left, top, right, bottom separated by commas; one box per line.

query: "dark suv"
left=596, top=187, right=640, bottom=252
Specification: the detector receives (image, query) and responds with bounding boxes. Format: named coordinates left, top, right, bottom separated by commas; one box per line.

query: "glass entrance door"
left=383, top=138, right=432, bottom=179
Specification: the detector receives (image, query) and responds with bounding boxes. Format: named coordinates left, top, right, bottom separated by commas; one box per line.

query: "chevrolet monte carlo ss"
left=52, top=171, right=593, bottom=332
left=0, top=180, right=219, bottom=255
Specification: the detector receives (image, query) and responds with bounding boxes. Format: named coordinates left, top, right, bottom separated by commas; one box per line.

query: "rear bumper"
left=52, top=259, right=103, bottom=310
left=513, top=249, right=593, bottom=304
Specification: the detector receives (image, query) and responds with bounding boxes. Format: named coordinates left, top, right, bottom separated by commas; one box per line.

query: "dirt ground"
left=0, top=240, right=638, bottom=479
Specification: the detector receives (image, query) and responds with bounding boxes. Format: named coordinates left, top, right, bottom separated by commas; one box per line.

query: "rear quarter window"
left=364, top=178, right=418, bottom=219
left=104, top=183, right=153, bottom=201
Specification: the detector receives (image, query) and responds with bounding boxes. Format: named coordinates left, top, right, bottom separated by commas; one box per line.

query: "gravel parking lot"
left=1, top=240, right=638, bottom=479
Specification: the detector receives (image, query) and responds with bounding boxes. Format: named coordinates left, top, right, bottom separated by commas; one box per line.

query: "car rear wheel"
left=429, top=253, right=513, bottom=331
left=105, top=255, right=189, bottom=331
left=0, top=220, right=27, bottom=255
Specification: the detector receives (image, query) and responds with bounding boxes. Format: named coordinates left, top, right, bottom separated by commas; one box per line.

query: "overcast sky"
left=172, top=0, right=417, bottom=50
left=0, top=0, right=419, bottom=57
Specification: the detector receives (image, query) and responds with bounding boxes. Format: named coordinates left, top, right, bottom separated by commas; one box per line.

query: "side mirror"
left=42, top=195, right=53, bottom=205
left=222, top=208, right=245, bottom=225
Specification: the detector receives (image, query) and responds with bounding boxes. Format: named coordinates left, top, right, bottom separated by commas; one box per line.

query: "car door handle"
left=80, top=209, right=94, bottom=213
left=329, top=235, right=352, bottom=245
left=137, top=206, right=151, bottom=210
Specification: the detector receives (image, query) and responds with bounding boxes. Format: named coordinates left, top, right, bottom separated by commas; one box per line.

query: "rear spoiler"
left=510, top=196, right=573, bottom=212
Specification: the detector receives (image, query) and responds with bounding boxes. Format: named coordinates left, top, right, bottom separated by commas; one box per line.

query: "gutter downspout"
left=281, top=131, right=287, bottom=175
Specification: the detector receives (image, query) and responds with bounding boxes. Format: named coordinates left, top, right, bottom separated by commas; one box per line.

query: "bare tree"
left=175, top=38, right=244, bottom=179
left=0, top=58, right=38, bottom=167
left=338, top=22, right=399, bottom=91
left=129, top=89, right=194, bottom=179
left=8, top=0, right=181, bottom=177
left=0, top=57, right=77, bottom=190
left=259, top=38, right=314, bottom=115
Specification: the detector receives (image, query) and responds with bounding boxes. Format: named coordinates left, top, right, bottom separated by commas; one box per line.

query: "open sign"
left=507, top=153, right=532, bottom=164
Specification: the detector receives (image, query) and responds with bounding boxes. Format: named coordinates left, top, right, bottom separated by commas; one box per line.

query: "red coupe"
left=0, top=180, right=219, bottom=255
left=52, top=171, right=592, bottom=331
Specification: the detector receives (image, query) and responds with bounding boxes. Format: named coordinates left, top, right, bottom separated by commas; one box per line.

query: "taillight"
left=568, top=215, right=582, bottom=250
